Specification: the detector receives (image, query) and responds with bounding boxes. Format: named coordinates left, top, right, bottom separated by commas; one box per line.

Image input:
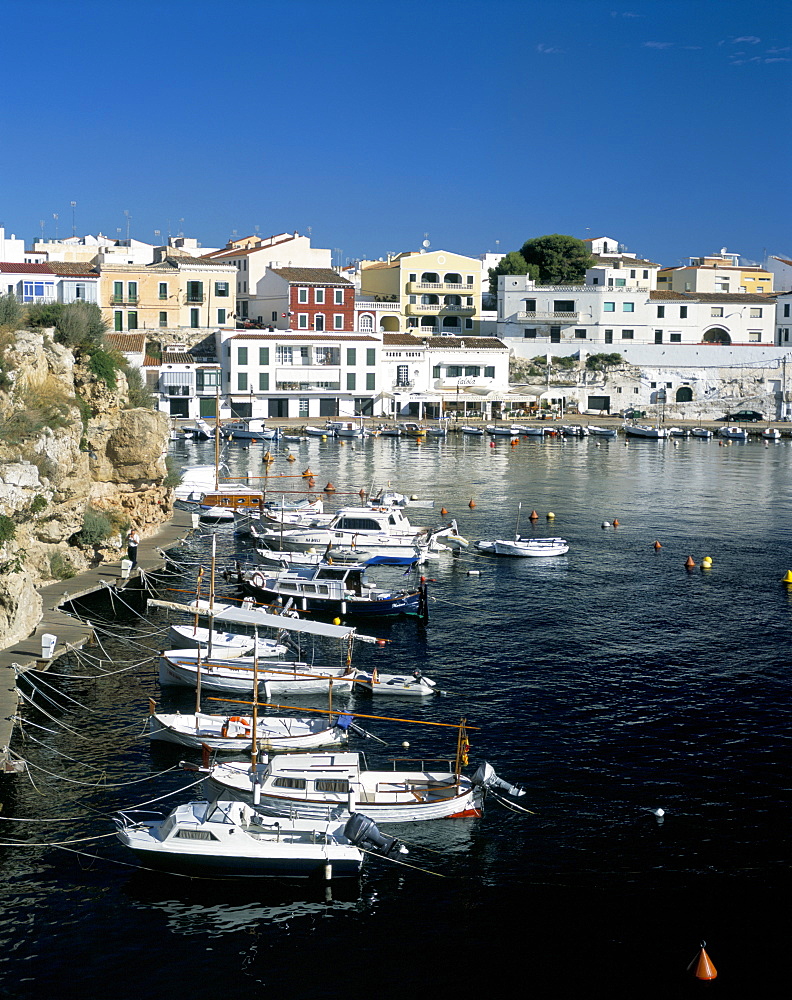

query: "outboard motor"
left=471, top=761, right=526, bottom=799
left=335, top=713, right=354, bottom=732
left=344, top=813, right=407, bottom=857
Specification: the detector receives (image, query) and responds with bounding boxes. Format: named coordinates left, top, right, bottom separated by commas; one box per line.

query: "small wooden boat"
left=378, top=425, right=402, bottom=437
left=353, top=668, right=439, bottom=697
left=666, top=426, right=689, bottom=438
left=158, top=650, right=357, bottom=696
left=198, top=506, right=236, bottom=524
left=147, top=702, right=351, bottom=752
left=588, top=425, right=617, bottom=439
left=486, top=424, right=521, bottom=437
left=304, top=425, right=330, bottom=437
left=623, top=423, right=669, bottom=439
left=690, top=427, right=713, bottom=439
left=167, top=624, right=287, bottom=658
left=719, top=425, right=748, bottom=441
left=114, top=801, right=402, bottom=879
left=761, top=427, right=781, bottom=440
left=460, top=425, right=484, bottom=436
left=475, top=537, right=569, bottom=557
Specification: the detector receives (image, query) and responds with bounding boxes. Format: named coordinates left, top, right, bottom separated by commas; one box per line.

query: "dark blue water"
left=1, top=432, right=791, bottom=999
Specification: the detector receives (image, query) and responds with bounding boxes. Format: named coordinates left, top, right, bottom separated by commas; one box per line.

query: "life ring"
left=251, top=572, right=266, bottom=589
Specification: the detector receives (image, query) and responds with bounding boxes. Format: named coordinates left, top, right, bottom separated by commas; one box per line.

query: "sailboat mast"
left=515, top=501, right=522, bottom=542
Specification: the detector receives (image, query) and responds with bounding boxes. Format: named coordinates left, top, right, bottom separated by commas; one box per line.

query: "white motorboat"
left=304, top=425, right=330, bottom=438
left=761, top=427, right=781, bottom=440
left=352, top=668, right=438, bottom=697
left=460, top=426, right=484, bottom=436
left=223, top=419, right=279, bottom=441
left=253, top=505, right=467, bottom=556
left=167, top=624, right=287, bottom=658
left=588, top=425, right=617, bottom=439
left=378, top=426, right=402, bottom=437
left=147, top=703, right=351, bottom=752
left=559, top=425, right=588, bottom=438
left=690, top=427, right=713, bottom=439
left=486, top=424, right=521, bottom=437
left=254, top=544, right=425, bottom=568
left=719, top=425, right=748, bottom=441
left=201, top=749, right=501, bottom=823
left=623, top=423, right=669, bottom=439
left=198, top=505, right=236, bottom=524
left=666, top=427, right=689, bottom=438
left=475, top=536, right=570, bottom=557
left=114, top=801, right=403, bottom=878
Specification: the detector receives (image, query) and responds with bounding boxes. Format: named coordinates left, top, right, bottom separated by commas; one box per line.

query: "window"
left=623, top=302, right=634, bottom=312
left=314, top=314, right=324, bottom=331
left=276, top=346, right=293, bottom=364
left=670, top=333, right=681, bottom=342
left=447, top=366, right=461, bottom=378
left=654, top=330, right=662, bottom=344
left=237, top=347, right=248, bottom=365
left=159, top=311, right=167, bottom=327
left=783, top=304, right=790, bottom=317
left=464, top=366, right=480, bottom=376
left=186, top=281, right=203, bottom=303
left=298, top=288, right=308, bottom=304
left=665, top=382, right=672, bottom=389
left=484, top=366, right=495, bottom=378
left=629, top=270, right=636, bottom=279
left=398, top=365, right=411, bottom=386
left=298, top=314, right=308, bottom=329
left=299, top=398, right=309, bottom=416
left=650, top=381, right=657, bottom=388
left=575, top=329, right=587, bottom=339
left=215, top=281, right=229, bottom=297
left=314, top=288, right=325, bottom=304
left=592, top=277, right=599, bottom=285
left=216, top=308, right=226, bottom=324
left=366, top=348, right=376, bottom=366
left=334, top=288, right=343, bottom=304
left=259, top=347, right=269, bottom=365
left=259, top=373, right=269, bottom=391
left=621, top=329, right=634, bottom=339
left=197, top=369, right=220, bottom=390
left=366, top=373, right=375, bottom=390
left=554, top=300, right=575, bottom=312
left=711, top=307, right=723, bottom=317
left=114, top=311, right=123, bottom=331
left=334, top=314, right=344, bottom=330
left=128, top=311, right=138, bottom=330
left=346, top=372, right=356, bottom=390
left=605, top=329, right=613, bottom=343
left=634, top=387, right=639, bottom=394
left=127, top=281, right=138, bottom=302
left=465, top=318, right=473, bottom=329
left=237, top=373, right=247, bottom=391
left=750, top=307, right=763, bottom=318
left=159, top=282, right=168, bottom=300
left=615, top=278, right=626, bottom=287
left=749, top=332, right=761, bottom=342
left=604, top=302, right=615, bottom=312
left=271, top=311, right=278, bottom=322
left=657, top=306, right=665, bottom=318
left=680, top=306, right=688, bottom=318
left=409, top=273, right=416, bottom=282
left=346, top=348, right=356, bottom=366
left=524, top=329, right=537, bottom=338
left=113, top=281, right=123, bottom=303
left=643, top=271, right=649, bottom=279
left=432, top=365, right=441, bottom=378
left=524, top=299, right=537, bottom=312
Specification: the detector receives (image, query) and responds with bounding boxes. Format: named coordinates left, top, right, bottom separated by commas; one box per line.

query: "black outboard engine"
left=343, top=813, right=407, bottom=857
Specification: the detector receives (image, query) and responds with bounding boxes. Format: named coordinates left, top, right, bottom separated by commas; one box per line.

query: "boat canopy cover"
left=147, top=598, right=361, bottom=640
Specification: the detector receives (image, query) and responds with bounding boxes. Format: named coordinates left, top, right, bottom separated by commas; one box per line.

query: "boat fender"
left=251, top=572, right=266, bottom=589
left=343, top=813, right=406, bottom=857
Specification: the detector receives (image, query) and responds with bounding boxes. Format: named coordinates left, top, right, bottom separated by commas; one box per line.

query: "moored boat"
left=475, top=536, right=569, bottom=557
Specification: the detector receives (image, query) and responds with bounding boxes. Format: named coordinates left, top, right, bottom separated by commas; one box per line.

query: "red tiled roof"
left=270, top=267, right=351, bottom=285
left=105, top=333, right=146, bottom=353
left=0, top=261, right=54, bottom=273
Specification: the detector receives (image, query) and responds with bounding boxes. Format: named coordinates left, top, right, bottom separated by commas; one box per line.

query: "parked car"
left=720, top=410, right=763, bottom=422
left=621, top=408, right=646, bottom=419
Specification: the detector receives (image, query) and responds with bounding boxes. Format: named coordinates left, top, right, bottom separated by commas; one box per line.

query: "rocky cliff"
left=0, top=328, right=172, bottom=646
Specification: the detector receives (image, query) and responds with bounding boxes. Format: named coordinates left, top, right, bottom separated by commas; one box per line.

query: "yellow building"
left=360, top=249, right=482, bottom=336
left=97, top=252, right=237, bottom=332
left=657, top=252, right=773, bottom=296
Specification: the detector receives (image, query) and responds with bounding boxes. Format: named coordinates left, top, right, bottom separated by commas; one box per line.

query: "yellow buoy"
left=333, top=617, right=341, bottom=625
left=287, top=453, right=296, bottom=462
left=302, top=468, right=314, bottom=478
left=782, top=570, right=792, bottom=585
left=546, top=512, right=555, bottom=519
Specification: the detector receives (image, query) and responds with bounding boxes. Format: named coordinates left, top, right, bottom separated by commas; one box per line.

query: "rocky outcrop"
left=0, top=327, right=173, bottom=647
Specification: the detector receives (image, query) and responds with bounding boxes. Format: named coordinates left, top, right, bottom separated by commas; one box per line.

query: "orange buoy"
left=691, top=944, right=717, bottom=981
left=653, top=541, right=662, bottom=550
left=685, top=555, right=696, bottom=569
left=511, top=438, right=518, bottom=447
left=302, top=468, right=314, bottom=478
left=263, top=451, right=275, bottom=463
left=324, top=482, right=336, bottom=492
left=612, top=518, right=620, bottom=526
left=440, top=508, right=448, bottom=516
left=529, top=510, right=539, bottom=520
left=468, top=500, right=476, bottom=509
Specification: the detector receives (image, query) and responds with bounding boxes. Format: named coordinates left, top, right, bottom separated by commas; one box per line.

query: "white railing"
left=516, top=311, right=579, bottom=322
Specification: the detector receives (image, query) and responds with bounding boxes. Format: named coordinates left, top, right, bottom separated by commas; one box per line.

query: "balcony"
left=112, top=296, right=139, bottom=305
left=275, top=381, right=341, bottom=392
left=406, top=281, right=475, bottom=294
left=406, top=303, right=476, bottom=316
left=186, top=295, right=204, bottom=304
left=517, top=311, right=579, bottom=323
left=392, top=380, right=415, bottom=390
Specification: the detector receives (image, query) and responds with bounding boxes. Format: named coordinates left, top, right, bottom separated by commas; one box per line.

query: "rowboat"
left=158, top=650, right=356, bottom=696
left=475, top=537, right=569, bottom=557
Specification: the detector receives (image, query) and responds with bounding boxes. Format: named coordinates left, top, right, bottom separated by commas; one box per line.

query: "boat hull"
left=148, top=713, right=348, bottom=752
left=158, top=653, right=355, bottom=695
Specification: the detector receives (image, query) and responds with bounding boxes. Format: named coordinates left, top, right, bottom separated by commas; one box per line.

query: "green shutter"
left=259, top=347, right=269, bottom=365
left=347, top=373, right=356, bottom=391
left=259, top=373, right=269, bottom=391
left=366, top=348, right=375, bottom=366
left=366, top=373, right=375, bottom=390
left=346, top=348, right=356, bottom=366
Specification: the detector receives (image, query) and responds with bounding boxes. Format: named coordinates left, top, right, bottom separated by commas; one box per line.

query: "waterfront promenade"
left=0, top=507, right=194, bottom=768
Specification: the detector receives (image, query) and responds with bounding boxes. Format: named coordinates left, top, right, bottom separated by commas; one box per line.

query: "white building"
left=766, top=255, right=792, bottom=292
left=0, top=262, right=99, bottom=304
left=0, top=228, right=25, bottom=263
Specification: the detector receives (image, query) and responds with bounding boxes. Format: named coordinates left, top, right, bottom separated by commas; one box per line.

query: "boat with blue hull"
left=239, top=562, right=428, bottom=619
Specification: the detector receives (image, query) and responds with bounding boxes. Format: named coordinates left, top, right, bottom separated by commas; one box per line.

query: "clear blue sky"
left=1, top=0, right=789, bottom=267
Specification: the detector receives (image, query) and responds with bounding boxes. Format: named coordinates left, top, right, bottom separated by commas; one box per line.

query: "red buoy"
left=529, top=510, right=539, bottom=520
left=324, top=482, right=336, bottom=492
left=653, top=541, right=662, bottom=550
left=440, top=508, right=448, bottom=516
left=685, top=555, right=696, bottom=569
left=469, top=500, right=476, bottom=508
left=690, top=944, right=717, bottom=981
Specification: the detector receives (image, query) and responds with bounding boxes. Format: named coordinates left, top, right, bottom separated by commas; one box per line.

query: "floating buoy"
left=410, top=495, right=419, bottom=501
left=782, top=570, right=792, bottom=585
left=690, top=943, right=717, bottom=981
left=321, top=434, right=327, bottom=441
left=602, top=521, right=611, bottom=529
left=263, top=451, right=275, bottom=463
left=490, top=441, right=495, bottom=448
left=440, top=508, right=448, bottom=516
left=324, top=482, right=336, bottom=492
left=333, top=617, right=341, bottom=626
left=468, top=500, right=476, bottom=508
left=653, top=540, right=662, bottom=550
left=703, top=555, right=713, bottom=564
left=467, top=569, right=481, bottom=576
left=288, top=453, right=297, bottom=462
left=701, top=556, right=713, bottom=570
left=529, top=510, right=539, bottom=520
left=302, top=468, right=314, bottom=478
left=546, top=512, right=555, bottom=520
left=685, top=555, right=696, bottom=569
left=377, top=638, right=387, bottom=647
left=402, top=741, right=410, bottom=749
left=612, top=518, right=620, bottom=527
left=511, top=438, right=518, bottom=447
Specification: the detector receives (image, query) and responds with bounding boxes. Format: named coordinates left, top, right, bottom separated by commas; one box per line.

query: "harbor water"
left=1, top=430, right=790, bottom=998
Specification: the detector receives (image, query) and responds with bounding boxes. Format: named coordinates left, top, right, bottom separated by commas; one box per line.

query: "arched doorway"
left=676, top=386, right=693, bottom=403
left=702, top=328, right=731, bottom=345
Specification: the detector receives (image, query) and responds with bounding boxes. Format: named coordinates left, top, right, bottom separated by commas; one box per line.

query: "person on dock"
left=127, top=526, right=140, bottom=569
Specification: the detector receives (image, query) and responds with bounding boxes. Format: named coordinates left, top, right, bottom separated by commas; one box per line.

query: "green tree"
left=519, top=234, right=594, bottom=284
left=124, top=363, right=156, bottom=409
left=585, top=352, right=624, bottom=371
left=26, top=301, right=64, bottom=329
left=0, top=293, right=22, bottom=330
left=54, top=301, right=107, bottom=351
left=487, top=251, right=539, bottom=296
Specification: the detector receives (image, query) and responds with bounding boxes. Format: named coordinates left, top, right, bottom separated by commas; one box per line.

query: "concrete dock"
left=0, top=507, right=195, bottom=768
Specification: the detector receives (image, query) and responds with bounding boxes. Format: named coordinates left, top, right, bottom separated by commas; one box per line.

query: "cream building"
left=359, top=249, right=483, bottom=336
left=658, top=250, right=773, bottom=296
